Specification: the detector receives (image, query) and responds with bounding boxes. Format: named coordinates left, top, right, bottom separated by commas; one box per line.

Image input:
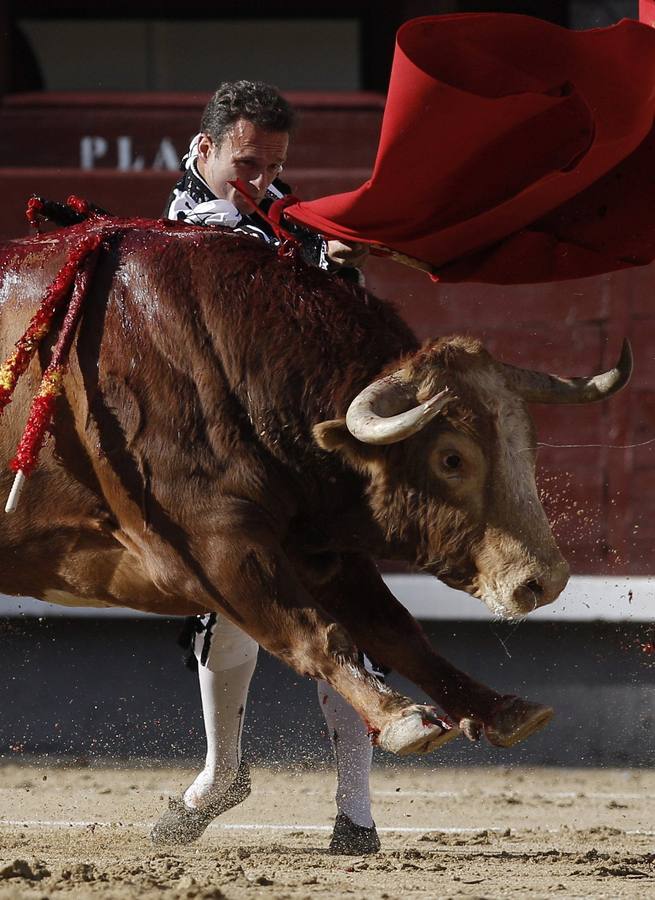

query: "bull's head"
left=314, top=336, right=632, bottom=619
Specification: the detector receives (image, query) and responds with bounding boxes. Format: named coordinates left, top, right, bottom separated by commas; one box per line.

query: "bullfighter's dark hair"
left=200, top=80, right=295, bottom=145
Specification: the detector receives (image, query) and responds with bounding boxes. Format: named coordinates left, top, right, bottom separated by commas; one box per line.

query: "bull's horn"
left=503, top=339, right=633, bottom=404
left=346, top=371, right=451, bottom=445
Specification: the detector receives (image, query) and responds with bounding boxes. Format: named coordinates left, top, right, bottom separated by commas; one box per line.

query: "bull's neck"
left=296, top=482, right=418, bottom=564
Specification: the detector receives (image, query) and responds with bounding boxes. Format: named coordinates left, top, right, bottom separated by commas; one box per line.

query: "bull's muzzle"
left=508, top=558, right=570, bottom=614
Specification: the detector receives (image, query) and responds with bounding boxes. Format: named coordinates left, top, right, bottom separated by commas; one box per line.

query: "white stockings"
left=183, top=613, right=258, bottom=810
left=317, top=680, right=375, bottom=828
left=183, top=612, right=375, bottom=829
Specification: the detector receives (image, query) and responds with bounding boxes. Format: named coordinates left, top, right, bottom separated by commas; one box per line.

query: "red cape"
left=284, top=14, right=655, bottom=283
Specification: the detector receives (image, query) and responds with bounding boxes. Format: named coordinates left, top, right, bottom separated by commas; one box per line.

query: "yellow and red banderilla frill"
left=1, top=227, right=102, bottom=512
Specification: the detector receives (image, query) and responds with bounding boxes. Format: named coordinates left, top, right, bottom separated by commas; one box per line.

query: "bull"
left=0, top=219, right=631, bottom=756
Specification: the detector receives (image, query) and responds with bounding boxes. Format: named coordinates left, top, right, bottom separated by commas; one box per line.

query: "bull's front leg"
left=188, top=503, right=459, bottom=756
left=316, top=555, right=553, bottom=748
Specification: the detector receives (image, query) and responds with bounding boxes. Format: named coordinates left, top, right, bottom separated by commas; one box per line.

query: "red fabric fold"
left=284, top=13, right=655, bottom=284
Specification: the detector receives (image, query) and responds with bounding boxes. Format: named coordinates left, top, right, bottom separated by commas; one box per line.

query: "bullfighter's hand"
left=326, top=240, right=369, bottom=268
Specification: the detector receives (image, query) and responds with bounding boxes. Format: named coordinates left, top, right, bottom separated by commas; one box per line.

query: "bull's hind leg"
left=186, top=516, right=458, bottom=756
left=316, top=555, right=553, bottom=748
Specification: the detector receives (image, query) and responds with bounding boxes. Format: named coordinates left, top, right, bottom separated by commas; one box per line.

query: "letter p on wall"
left=80, top=136, right=108, bottom=170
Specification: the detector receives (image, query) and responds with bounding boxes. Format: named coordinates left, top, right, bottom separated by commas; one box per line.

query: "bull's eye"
left=443, top=453, right=462, bottom=470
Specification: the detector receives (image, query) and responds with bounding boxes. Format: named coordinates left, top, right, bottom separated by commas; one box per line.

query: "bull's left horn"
left=503, top=339, right=633, bottom=404
left=346, top=372, right=451, bottom=445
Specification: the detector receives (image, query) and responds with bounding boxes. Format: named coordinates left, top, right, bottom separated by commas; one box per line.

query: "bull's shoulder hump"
left=0, top=217, right=240, bottom=265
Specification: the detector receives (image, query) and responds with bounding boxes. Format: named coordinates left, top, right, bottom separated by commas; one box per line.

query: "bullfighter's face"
left=197, top=119, right=289, bottom=215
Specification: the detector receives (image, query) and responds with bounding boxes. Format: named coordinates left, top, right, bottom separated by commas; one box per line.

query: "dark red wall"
left=0, top=92, right=650, bottom=576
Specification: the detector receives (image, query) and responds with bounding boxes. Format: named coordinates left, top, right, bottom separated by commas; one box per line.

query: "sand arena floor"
left=0, top=762, right=654, bottom=899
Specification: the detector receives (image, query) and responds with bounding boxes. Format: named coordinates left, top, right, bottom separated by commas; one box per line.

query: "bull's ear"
left=313, top=418, right=349, bottom=451
left=313, top=419, right=379, bottom=470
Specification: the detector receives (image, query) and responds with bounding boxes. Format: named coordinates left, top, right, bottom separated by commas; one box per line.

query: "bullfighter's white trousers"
left=184, top=610, right=375, bottom=826
left=183, top=613, right=258, bottom=809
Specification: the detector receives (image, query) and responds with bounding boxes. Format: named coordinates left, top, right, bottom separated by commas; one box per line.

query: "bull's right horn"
left=503, top=339, right=633, bottom=404
left=346, top=371, right=451, bottom=445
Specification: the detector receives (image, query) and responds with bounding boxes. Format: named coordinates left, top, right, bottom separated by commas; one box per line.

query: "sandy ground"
left=0, top=762, right=653, bottom=899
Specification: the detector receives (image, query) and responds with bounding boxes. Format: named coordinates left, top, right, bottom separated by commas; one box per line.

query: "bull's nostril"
left=510, top=579, right=545, bottom=612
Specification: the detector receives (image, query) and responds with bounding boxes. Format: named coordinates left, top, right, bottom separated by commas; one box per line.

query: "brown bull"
left=0, top=220, right=631, bottom=755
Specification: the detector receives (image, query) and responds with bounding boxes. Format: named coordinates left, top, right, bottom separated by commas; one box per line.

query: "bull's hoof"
left=150, top=761, right=251, bottom=845
left=460, top=717, right=483, bottom=742
left=484, top=696, right=554, bottom=748
left=377, top=706, right=459, bottom=756
left=329, top=813, right=381, bottom=855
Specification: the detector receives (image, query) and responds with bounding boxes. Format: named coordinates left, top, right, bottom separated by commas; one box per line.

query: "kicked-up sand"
left=0, top=762, right=654, bottom=899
